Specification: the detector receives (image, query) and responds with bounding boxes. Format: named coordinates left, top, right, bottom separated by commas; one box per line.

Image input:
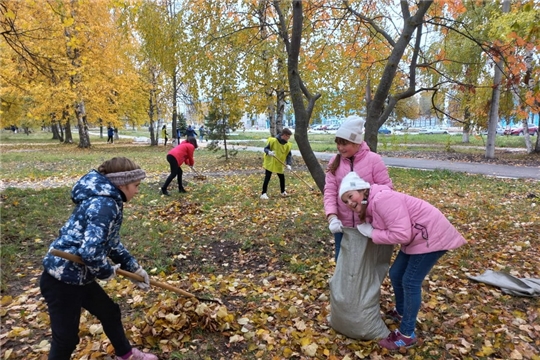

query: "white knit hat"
left=339, top=172, right=371, bottom=199
left=335, top=115, right=365, bottom=144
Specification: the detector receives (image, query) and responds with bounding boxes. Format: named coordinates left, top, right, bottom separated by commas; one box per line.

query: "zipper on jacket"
left=348, top=156, right=356, bottom=226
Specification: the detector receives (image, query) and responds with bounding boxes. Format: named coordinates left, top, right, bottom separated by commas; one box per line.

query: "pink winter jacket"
left=366, top=184, right=467, bottom=254
left=324, top=142, right=392, bottom=228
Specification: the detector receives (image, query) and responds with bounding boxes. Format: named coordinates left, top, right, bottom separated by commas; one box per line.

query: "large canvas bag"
left=329, top=227, right=394, bottom=339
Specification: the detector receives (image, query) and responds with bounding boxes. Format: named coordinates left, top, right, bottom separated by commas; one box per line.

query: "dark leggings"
left=162, top=154, right=184, bottom=191
left=261, top=169, right=285, bottom=194
left=40, top=271, right=131, bottom=360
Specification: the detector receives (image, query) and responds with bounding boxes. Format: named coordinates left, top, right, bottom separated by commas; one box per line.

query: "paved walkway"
left=214, top=144, right=540, bottom=181
left=105, top=133, right=540, bottom=181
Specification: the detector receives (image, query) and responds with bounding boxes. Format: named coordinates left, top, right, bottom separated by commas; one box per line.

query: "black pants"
left=162, top=154, right=185, bottom=192
left=261, top=169, right=285, bottom=194
left=107, top=135, right=113, bottom=143
left=40, top=271, right=131, bottom=360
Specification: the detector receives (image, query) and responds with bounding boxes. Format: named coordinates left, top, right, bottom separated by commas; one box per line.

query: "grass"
left=1, top=132, right=539, bottom=359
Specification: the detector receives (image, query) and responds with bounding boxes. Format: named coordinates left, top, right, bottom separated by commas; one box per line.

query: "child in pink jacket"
left=339, top=171, right=466, bottom=350
left=324, top=115, right=392, bottom=260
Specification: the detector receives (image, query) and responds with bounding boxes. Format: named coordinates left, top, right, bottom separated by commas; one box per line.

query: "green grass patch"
left=1, top=132, right=539, bottom=359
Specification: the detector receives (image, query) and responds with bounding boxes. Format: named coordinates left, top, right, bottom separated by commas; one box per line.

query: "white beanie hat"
left=335, top=115, right=365, bottom=144
left=339, top=172, right=371, bottom=199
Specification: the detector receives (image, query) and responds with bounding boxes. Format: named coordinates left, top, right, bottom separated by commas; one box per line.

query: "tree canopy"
left=1, top=0, right=539, bottom=155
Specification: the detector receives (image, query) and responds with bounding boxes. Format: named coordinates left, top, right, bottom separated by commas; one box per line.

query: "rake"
left=190, top=166, right=207, bottom=180
left=271, top=154, right=316, bottom=191
left=49, top=249, right=221, bottom=304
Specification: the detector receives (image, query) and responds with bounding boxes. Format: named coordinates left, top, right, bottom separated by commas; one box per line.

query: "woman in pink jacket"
left=339, top=171, right=466, bottom=350
left=324, top=115, right=392, bottom=260
left=160, top=136, right=197, bottom=195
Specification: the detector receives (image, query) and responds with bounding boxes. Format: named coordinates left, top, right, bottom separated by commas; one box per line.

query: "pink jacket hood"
left=324, top=142, right=392, bottom=227
left=367, top=184, right=467, bottom=254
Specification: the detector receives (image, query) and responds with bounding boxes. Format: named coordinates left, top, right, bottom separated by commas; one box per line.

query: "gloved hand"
left=286, top=165, right=292, bottom=170
left=104, top=264, right=121, bottom=281
left=357, top=223, right=374, bottom=238
left=130, top=267, right=151, bottom=290
left=328, top=217, right=343, bottom=234
left=267, top=151, right=275, bottom=156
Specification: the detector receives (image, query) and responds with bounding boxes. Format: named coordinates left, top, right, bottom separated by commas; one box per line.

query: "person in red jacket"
left=160, top=136, right=197, bottom=195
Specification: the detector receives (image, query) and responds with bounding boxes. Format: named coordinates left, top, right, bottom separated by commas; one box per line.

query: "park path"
left=213, top=143, right=540, bottom=181
left=1, top=137, right=538, bottom=192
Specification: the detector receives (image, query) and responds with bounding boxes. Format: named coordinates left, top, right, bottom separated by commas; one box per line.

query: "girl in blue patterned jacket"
left=40, top=157, right=158, bottom=360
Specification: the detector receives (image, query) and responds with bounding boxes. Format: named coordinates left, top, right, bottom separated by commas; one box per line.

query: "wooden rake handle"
left=49, top=249, right=214, bottom=302
left=271, top=154, right=315, bottom=190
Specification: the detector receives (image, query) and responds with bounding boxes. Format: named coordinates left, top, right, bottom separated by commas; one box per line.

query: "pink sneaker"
left=117, top=348, right=158, bottom=360
left=378, top=330, right=417, bottom=350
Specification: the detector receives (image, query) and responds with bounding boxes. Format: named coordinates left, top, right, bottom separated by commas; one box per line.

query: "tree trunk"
left=462, top=109, right=471, bottom=143
left=51, top=113, right=61, bottom=141
left=64, top=118, right=73, bottom=144
left=148, top=92, right=157, bottom=146
left=76, top=104, right=91, bottom=148
left=485, top=0, right=510, bottom=159
left=364, top=1, right=433, bottom=153
left=267, top=92, right=276, bottom=136
left=279, top=0, right=324, bottom=192
left=171, top=72, right=178, bottom=143
left=535, top=112, right=540, bottom=153
left=276, top=89, right=286, bottom=133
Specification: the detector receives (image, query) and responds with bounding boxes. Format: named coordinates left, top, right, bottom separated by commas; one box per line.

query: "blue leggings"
left=389, top=250, right=447, bottom=335
left=333, top=232, right=343, bottom=261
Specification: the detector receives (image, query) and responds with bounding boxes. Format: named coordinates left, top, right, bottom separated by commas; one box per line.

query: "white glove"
left=104, top=264, right=121, bottom=281
left=357, top=223, right=374, bottom=238
left=267, top=151, right=275, bottom=156
left=328, top=217, right=343, bottom=234
left=286, top=165, right=291, bottom=170
left=130, top=267, right=151, bottom=290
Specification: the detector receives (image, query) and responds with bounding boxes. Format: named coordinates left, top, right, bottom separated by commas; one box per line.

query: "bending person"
left=339, top=171, right=466, bottom=350
left=161, top=136, right=198, bottom=195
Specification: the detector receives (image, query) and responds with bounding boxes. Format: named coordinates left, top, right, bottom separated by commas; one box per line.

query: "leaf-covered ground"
left=1, top=145, right=539, bottom=360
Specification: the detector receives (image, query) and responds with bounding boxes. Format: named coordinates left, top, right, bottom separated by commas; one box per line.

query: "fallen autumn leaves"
left=1, top=165, right=539, bottom=359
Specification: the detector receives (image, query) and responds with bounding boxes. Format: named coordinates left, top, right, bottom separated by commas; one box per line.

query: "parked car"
left=378, top=127, right=392, bottom=135
left=504, top=124, right=538, bottom=136
left=480, top=125, right=505, bottom=136
left=419, top=127, right=448, bottom=135
left=326, top=124, right=340, bottom=131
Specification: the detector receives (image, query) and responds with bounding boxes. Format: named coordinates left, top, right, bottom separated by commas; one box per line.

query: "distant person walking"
left=198, top=125, right=205, bottom=142
left=260, top=128, right=293, bottom=199
left=185, top=125, right=197, bottom=138
left=107, top=126, right=114, bottom=144
left=175, top=128, right=182, bottom=146
left=160, top=137, right=198, bottom=195
left=161, top=125, right=169, bottom=146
